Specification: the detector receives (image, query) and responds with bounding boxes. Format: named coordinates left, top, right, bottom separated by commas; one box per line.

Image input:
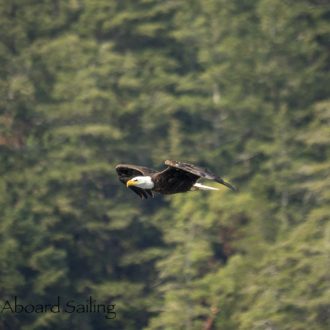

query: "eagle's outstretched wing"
left=160, top=160, right=237, bottom=191
left=115, top=164, right=156, bottom=199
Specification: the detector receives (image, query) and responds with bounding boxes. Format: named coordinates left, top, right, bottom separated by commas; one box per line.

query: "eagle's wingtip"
left=226, top=182, right=238, bottom=192
left=216, top=178, right=238, bottom=192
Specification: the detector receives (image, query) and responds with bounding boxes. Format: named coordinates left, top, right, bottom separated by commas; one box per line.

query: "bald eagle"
left=116, top=160, right=237, bottom=199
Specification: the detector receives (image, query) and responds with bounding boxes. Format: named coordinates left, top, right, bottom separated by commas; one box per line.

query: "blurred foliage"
left=0, top=0, right=329, bottom=329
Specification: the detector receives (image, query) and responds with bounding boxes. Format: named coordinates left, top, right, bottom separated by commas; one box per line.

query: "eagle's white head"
left=126, top=176, right=154, bottom=189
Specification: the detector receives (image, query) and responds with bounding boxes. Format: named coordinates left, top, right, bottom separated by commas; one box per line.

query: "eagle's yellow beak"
left=126, top=180, right=135, bottom=187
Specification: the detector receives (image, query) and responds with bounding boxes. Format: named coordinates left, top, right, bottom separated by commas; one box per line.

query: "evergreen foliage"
left=0, top=0, right=329, bottom=329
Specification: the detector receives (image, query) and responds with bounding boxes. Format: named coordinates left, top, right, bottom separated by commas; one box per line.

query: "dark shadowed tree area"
left=0, top=1, right=329, bottom=329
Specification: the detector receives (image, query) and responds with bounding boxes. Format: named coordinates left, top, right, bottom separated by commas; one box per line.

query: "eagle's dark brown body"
left=116, top=160, right=236, bottom=199
left=151, top=165, right=199, bottom=194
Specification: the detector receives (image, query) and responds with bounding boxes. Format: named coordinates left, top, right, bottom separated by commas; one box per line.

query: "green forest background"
left=0, top=0, right=329, bottom=329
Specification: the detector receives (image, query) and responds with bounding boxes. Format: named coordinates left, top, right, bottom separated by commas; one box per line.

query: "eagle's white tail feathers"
left=192, top=183, right=219, bottom=191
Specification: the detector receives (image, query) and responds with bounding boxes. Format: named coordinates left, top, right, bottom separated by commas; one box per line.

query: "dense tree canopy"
left=0, top=0, right=329, bottom=329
